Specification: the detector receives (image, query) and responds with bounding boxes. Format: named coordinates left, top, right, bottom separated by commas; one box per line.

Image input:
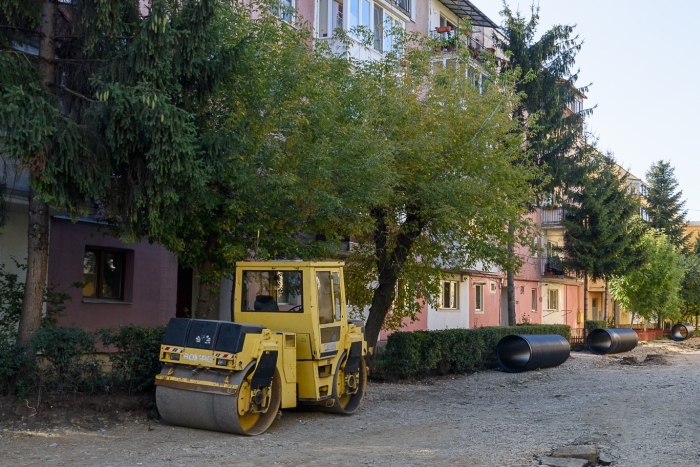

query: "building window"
left=319, top=0, right=344, bottom=38
left=276, top=0, right=294, bottom=22
left=547, top=289, right=558, bottom=310
left=319, top=0, right=404, bottom=53
left=441, top=281, right=458, bottom=309
left=531, top=289, right=537, bottom=312
left=474, top=283, right=484, bottom=313
left=83, top=249, right=126, bottom=300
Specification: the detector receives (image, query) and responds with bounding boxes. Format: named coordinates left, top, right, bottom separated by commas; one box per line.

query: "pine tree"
left=645, top=160, right=690, bottom=250
left=0, top=0, right=233, bottom=344
left=497, top=4, right=591, bottom=325
left=560, top=150, right=646, bottom=319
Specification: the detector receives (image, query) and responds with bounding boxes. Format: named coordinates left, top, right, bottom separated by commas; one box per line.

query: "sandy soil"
left=2, top=339, right=700, bottom=467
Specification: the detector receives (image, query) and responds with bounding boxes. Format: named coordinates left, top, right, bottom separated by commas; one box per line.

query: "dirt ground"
left=2, top=339, right=700, bottom=467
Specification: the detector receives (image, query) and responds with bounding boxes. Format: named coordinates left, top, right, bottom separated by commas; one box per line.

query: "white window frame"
left=277, top=0, right=295, bottom=23
left=531, top=289, right=537, bottom=312
left=440, top=280, right=459, bottom=310
left=547, top=289, right=558, bottom=311
left=474, top=283, right=484, bottom=314
left=318, top=0, right=404, bottom=52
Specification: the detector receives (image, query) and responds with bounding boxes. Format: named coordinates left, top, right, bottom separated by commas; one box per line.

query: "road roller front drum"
left=156, top=363, right=281, bottom=436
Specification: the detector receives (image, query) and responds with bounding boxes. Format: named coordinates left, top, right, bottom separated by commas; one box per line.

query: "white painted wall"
left=427, top=274, right=470, bottom=330
left=428, top=0, right=459, bottom=32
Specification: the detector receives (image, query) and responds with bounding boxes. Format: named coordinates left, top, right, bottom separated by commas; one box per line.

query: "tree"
left=170, top=8, right=391, bottom=319
left=644, top=160, right=690, bottom=250
left=497, top=3, right=590, bottom=325
left=1, top=0, right=237, bottom=344
left=341, top=31, right=539, bottom=353
left=679, top=237, right=700, bottom=325
left=560, top=149, right=646, bottom=320
left=610, top=231, right=686, bottom=326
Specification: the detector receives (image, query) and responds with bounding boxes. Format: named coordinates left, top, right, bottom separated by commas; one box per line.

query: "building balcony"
left=542, top=255, right=565, bottom=277
left=541, top=207, right=565, bottom=227
left=317, top=36, right=384, bottom=62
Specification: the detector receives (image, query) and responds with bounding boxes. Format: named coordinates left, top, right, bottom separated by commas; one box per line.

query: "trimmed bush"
left=32, top=326, right=102, bottom=394
left=584, top=320, right=607, bottom=332
left=0, top=341, right=32, bottom=397
left=100, top=325, right=166, bottom=394
left=378, top=324, right=571, bottom=380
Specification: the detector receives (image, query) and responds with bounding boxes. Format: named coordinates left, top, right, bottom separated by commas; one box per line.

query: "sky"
left=474, top=0, right=700, bottom=220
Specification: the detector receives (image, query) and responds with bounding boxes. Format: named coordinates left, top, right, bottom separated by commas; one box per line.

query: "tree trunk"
left=583, top=274, right=588, bottom=322
left=17, top=0, right=57, bottom=347
left=364, top=208, right=423, bottom=360
left=506, top=223, right=516, bottom=326
left=507, top=268, right=516, bottom=326
left=194, top=234, right=220, bottom=320
left=17, top=193, right=50, bottom=347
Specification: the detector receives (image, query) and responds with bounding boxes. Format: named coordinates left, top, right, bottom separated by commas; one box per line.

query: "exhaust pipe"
left=671, top=323, right=694, bottom=341
left=587, top=328, right=638, bottom=355
left=496, top=334, right=570, bottom=373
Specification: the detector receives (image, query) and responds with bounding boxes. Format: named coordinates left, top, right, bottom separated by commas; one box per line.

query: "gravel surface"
left=2, top=339, right=700, bottom=467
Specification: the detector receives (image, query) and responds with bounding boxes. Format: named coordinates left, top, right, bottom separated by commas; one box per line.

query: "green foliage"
left=0, top=341, right=31, bottom=396
left=339, top=29, right=538, bottom=343
left=0, top=261, right=24, bottom=342
left=0, top=261, right=73, bottom=342
left=645, top=160, right=690, bottom=250
left=610, top=231, right=686, bottom=323
left=100, top=325, right=166, bottom=394
left=584, top=320, right=607, bottom=332
left=0, top=324, right=165, bottom=398
left=497, top=3, right=590, bottom=194
left=377, top=325, right=571, bottom=379
left=560, top=151, right=646, bottom=281
left=680, top=251, right=700, bottom=322
left=31, top=326, right=101, bottom=394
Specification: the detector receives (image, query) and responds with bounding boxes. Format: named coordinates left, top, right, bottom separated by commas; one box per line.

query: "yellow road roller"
left=155, top=261, right=368, bottom=435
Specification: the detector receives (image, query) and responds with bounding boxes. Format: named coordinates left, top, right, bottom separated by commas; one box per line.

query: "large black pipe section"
left=496, top=334, right=570, bottom=373
left=587, top=328, right=638, bottom=355
left=671, top=323, right=694, bottom=341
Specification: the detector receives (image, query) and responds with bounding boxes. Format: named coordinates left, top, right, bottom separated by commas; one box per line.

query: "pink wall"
left=48, top=218, right=178, bottom=331
left=469, top=274, right=499, bottom=328
left=379, top=300, right=428, bottom=341
left=513, top=279, right=541, bottom=325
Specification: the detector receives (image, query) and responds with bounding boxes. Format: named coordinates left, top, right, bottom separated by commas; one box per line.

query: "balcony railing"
left=541, top=207, right=565, bottom=225
left=389, top=0, right=411, bottom=17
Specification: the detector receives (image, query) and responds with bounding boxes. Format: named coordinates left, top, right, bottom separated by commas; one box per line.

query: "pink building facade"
left=48, top=218, right=178, bottom=331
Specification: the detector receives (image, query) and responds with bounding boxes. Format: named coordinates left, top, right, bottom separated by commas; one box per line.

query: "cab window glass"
left=241, top=270, right=303, bottom=312
left=317, top=272, right=334, bottom=324
left=332, top=272, right=342, bottom=321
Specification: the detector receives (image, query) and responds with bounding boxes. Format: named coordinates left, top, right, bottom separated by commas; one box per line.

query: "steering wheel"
left=288, top=305, right=303, bottom=312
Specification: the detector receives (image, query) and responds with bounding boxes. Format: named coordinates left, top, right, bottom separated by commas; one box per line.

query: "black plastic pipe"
left=496, top=334, right=570, bottom=373
left=587, top=328, right=638, bottom=355
left=671, top=323, right=694, bottom=341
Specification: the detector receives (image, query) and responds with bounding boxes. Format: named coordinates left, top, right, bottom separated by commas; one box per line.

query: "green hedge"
left=377, top=324, right=571, bottom=379
left=0, top=325, right=165, bottom=398
left=584, top=320, right=607, bottom=332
